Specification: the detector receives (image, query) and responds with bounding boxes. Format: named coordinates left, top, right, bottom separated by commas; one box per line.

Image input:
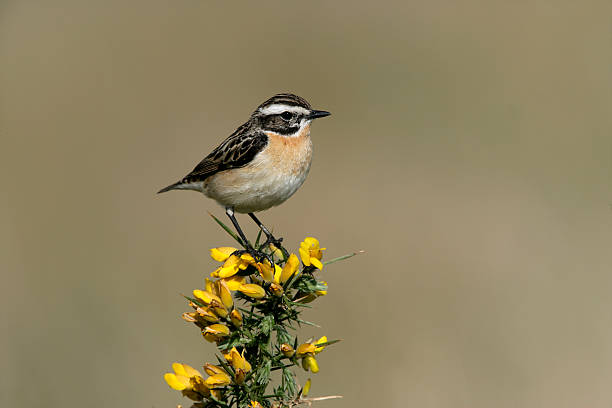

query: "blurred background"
left=1, top=1, right=610, bottom=407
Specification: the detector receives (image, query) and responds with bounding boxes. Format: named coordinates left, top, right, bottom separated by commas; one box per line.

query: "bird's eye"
left=280, top=111, right=293, bottom=121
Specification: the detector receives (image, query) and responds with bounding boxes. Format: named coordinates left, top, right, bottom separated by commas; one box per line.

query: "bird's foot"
left=231, top=247, right=275, bottom=268
left=260, top=235, right=290, bottom=260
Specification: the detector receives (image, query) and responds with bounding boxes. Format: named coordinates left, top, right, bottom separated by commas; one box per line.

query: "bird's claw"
left=231, top=247, right=275, bottom=268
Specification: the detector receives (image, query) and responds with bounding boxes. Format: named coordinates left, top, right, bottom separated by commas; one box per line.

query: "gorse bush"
left=164, top=215, right=356, bottom=408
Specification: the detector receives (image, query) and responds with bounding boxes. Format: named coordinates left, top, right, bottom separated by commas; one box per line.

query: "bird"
left=158, top=93, right=331, bottom=255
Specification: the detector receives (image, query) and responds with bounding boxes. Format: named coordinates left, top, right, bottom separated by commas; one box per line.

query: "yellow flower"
left=268, top=243, right=285, bottom=259
left=205, top=278, right=215, bottom=293
left=202, top=323, right=230, bottom=342
left=259, top=255, right=298, bottom=287
left=215, top=255, right=241, bottom=278
left=296, top=281, right=328, bottom=303
left=194, top=280, right=234, bottom=319
left=259, top=261, right=276, bottom=282
left=270, top=282, right=283, bottom=296
left=234, top=368, right=246, bottom=385
left=173, top=362, right=203, bottom=378
left=299, top=237, right=325, bottom=269
left=211, top=253, right=257, bottom=278
left=195, top=307, right=220, bottom=323
left=193, top=289, right=222, bottom=306
left=296, top=343, right=316, bottom=357
left=280, top=343, right=295, bottom=357
left=314, top=336, right=328, bottom=353
left=209, top=300, right=229, bottom=319
left=164, top=372, right=190, bottom=391
left=204, top=372, right=232, bottom=388
left=210, top=247, right=237, bottom=262
left=280, top=253, right=300, bottom=283
left=181, top=312, right=197, bottom=323
left=221, top=275, right=247, bottom=291
left=238, top=283, right=266, bottom=299
left=216, top=280, right=233, bottom=309
left=302, top=378, right=312, bottom=397
left=249, top=401, right=263, bottom=408
left=227, top=347, right=252, bottom=372
left=225, top=347, right=252, bottom=384
left=203, top=363, right=225, bottom=376
left=230, top=309, right=243, bottom=327
left=302, top=355, right=319, bottom=373
left=296, top=336, right=327, bottom=373
left=164, top=363, right=210, bottom=399
left=316, top=281, right=328, bottom=296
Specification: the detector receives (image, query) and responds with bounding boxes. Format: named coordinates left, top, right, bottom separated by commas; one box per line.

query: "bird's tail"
left=157, top=181, right=182, bottom=194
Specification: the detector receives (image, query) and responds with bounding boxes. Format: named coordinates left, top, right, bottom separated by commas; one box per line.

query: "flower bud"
left=270, top=283, right=284, bottom=296
left=238, top=283, right=266, bottom=299
left=302, top=378, right=312, bottom=397
left=193, top=289, right=221, bottom=305
left=234, top=368, right=246, bottom=384
left=280, top=343, right=295, bottom=357
left=202, top=324, right=230, bottom=342
left=302, top=355, right=319, bottom=373
left=204, top=372, right=231, bottom=388
left=181, top=312, right=197, bottom=323
left=203, top=363, right=225, bottom=376
left=230, top=309, right=243, bottom=328
left=195, top=307, right=220, bottom=323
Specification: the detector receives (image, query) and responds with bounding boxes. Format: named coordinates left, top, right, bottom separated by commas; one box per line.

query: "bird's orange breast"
left=263, top=124, right=312, bottom=176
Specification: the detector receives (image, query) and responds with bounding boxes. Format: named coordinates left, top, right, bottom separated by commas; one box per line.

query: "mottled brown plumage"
left=159, top=93, right=329, bottom=213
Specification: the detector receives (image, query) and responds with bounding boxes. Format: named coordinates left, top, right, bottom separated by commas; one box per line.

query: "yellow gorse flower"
left=210, top=247, right=237, bottom=262
left=226, top=347, right=252, bottom=372
left=301, top=378, right=312, bottom=397
left=302, top=355, right=319, bottom=373
left=202, top=323, right=230, bottom=343
left=221, top=274, right=248, bottom=290
left=164, top=363, right=210, bottom=400
left=269, top=282, right=284, bottom=296
left=280, top=343, right=295, bottom=357
left=230, top=309, right=243, bottom=327
left=193, top=289, right=222, bottom=306
left=166, top=234, right=344, bottom=404
left=258, top=255, right=299, bottom=285
left=280, top=253, right=300, bottom=282
left=225, top=346, right=252, bottom=384
left=238, top=283, right=266, bottom=299
left=212, top=252, right=259, bottom=278
left=203, top=363, right=225, bottom=376
left=296, top=336, right=327, bottom=373
left=296, top=280, right=329, bottom=303
left=299, top=237, right=325, bottom=269
left=204, top=372, right=232, bottom=388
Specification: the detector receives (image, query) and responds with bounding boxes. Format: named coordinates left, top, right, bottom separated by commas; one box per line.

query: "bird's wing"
left=180, top=127, right=269, bottom=184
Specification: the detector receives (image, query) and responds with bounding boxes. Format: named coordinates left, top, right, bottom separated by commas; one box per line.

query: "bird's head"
left=252, top=93, right=330, bottom=136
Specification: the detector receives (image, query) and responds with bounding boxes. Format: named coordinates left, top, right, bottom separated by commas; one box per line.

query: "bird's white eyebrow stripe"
left=259, top=104, right=309, bottom=116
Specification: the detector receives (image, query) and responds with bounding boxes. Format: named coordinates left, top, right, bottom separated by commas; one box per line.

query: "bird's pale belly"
left=202, top=130, right=313, bottom=213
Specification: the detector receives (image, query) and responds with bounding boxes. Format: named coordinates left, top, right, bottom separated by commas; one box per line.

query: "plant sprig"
left=164, top=216, right=355, bottom=408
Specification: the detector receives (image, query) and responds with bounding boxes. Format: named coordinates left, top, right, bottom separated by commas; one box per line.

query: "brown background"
left=1, top=1, right=611, bottom=407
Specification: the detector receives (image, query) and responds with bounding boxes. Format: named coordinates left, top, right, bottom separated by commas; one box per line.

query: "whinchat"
left=158, top=93, right=330, bottom=253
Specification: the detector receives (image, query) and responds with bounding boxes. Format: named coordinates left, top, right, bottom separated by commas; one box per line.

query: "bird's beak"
left=306, top=110, right=331, bottom=120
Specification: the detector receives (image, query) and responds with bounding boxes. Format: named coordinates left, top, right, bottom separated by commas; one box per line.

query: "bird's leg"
left=248, top=212, right=289, bottom=259
left=225, top=208, right=272, bottom=264
left=226, top=207, right=253, bottom=251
